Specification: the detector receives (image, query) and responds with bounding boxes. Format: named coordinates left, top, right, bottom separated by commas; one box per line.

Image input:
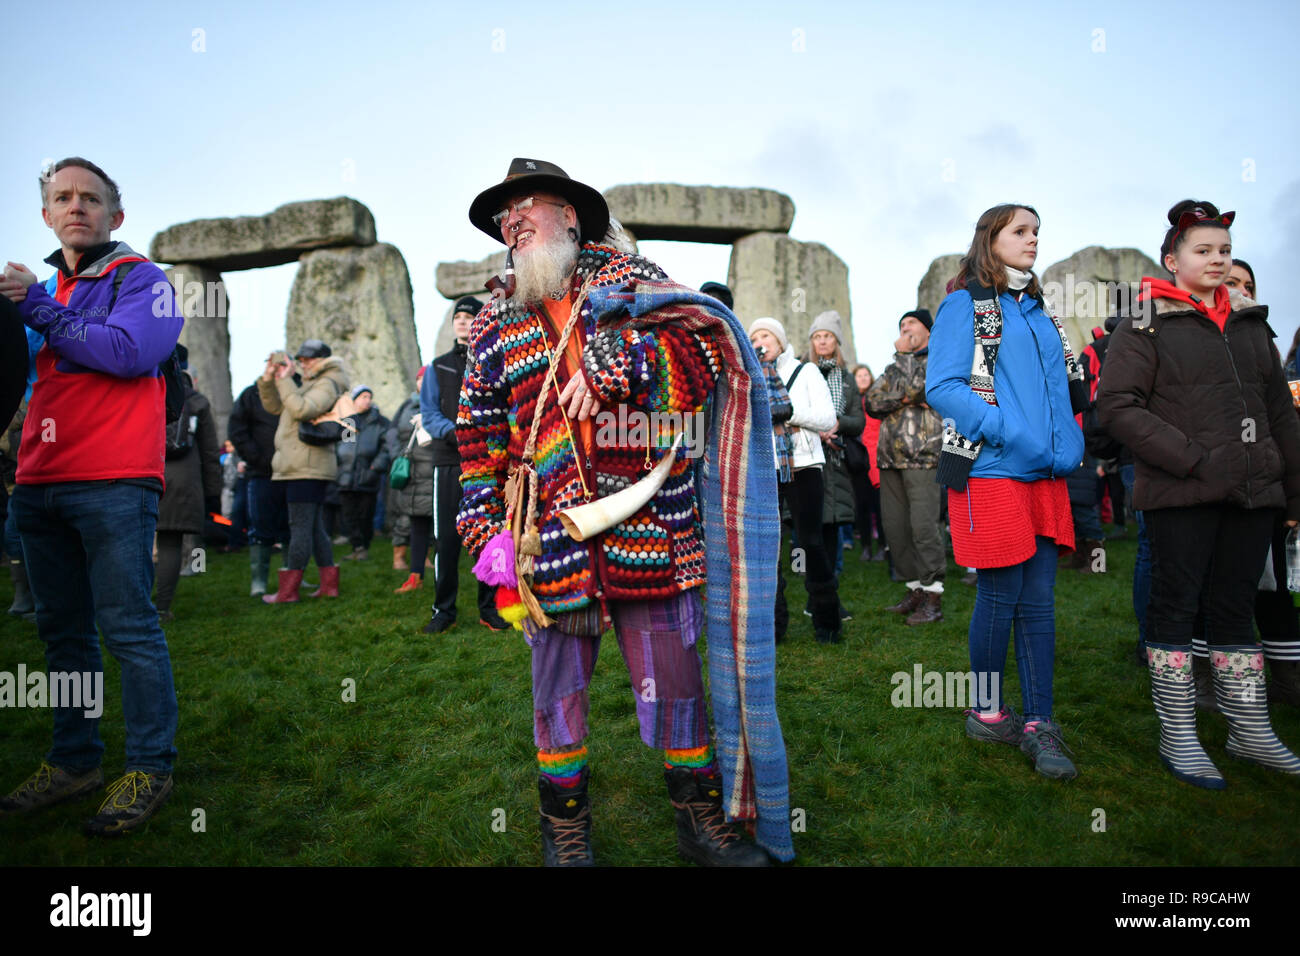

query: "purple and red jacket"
left=16, top=241, right=183, bottom=487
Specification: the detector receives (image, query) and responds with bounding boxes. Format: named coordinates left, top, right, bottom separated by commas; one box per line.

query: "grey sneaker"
left=84, top=771, right=174, bottom=837
left=0, top=761, right=104, bottom=813
left=1020, top=719, right=1078, bottom=780
left=964, top=707, right=1022, bottom=746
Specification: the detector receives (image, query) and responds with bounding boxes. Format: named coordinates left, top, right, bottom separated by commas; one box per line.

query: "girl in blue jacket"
left=927, top=204, right=1086, bottom=781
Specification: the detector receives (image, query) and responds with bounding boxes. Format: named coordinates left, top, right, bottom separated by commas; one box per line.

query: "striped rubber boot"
left=1212, top=645, right=1300, bottom=775
left=1147, top=643, right=1225, bottom=790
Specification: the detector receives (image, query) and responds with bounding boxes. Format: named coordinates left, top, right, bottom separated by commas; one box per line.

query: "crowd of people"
left=2, top=156, right=1297, bottom=864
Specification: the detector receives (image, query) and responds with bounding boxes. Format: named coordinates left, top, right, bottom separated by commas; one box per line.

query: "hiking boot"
left=664, top=767, right=769, bottom=867
left=1020, top=719, right=1078, bottom=781
left=539, top=769, right=594, bottom=867
left=85, top=771, right=173, bottom=837
left=885, top=588, right=922, bottom=616
left=964, top=706, right=1022, bottom=746
left=0, top=762, right=103, bottom=814
left=905, top=592, right=943, bottom=626
left=423, top=611, right=456, bottom=634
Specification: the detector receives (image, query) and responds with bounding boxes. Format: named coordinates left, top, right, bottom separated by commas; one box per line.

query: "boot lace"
left=681, top=796, right=741, bottom=848
left=546, top=807, right=592, bottom=865
left=1025, top=722, right=1075, bottom=758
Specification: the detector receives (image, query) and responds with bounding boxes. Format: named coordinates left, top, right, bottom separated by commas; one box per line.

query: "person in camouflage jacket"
left=865, top=309, right=946, bottom=624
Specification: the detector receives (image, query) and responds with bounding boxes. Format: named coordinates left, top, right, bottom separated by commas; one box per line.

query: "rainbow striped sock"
left=664, top=744, right=716, bottom=777
left=538, top=746, right=588, bottom=789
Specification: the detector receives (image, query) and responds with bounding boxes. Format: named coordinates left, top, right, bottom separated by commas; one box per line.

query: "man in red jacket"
left=0, top=158, right=183, bottom=836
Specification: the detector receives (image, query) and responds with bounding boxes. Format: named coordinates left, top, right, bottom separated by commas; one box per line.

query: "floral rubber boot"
left=1147, top=643, right=1225, bottom=789
left=1211, top=645, right=1300, bottom=775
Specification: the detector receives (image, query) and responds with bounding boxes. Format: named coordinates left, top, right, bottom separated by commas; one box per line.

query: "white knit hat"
left=748, top=317, right=788, bottom=352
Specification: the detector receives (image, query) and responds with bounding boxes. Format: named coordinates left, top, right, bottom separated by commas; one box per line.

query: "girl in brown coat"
left=1098, top=200, right=1300, bottom=787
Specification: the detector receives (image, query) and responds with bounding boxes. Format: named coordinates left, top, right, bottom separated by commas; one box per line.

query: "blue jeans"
left=12, top=482, right=178, bottom=775
left=969, top=536, right=1059, bottom=721
left=1121, top=464, right=1151, bottom=647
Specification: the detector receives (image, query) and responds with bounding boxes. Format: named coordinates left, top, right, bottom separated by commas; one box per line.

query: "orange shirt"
left=540, top=293, right=596, bottom=462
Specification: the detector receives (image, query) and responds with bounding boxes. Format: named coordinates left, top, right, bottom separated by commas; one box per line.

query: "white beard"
left=510, top=231, right=578, bottom=305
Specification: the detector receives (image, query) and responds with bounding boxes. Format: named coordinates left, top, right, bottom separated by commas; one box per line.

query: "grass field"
left=2, top=529, right=1298, bottom=867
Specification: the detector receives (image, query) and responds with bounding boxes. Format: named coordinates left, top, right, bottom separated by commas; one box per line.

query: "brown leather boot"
left=262, top=568, right=303, bottom=604
left=905, top=592, right=943, bottom=626
left=392, top=545, right=409, bottom=570
left=885, top=588, right=923, bottom=615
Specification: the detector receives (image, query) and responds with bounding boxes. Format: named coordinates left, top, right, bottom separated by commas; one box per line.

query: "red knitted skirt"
left=947, top=477, right=1074, bottom=569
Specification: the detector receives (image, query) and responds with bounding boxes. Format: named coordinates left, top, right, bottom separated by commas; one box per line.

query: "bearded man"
left=458, top=159, right=792, bottom=866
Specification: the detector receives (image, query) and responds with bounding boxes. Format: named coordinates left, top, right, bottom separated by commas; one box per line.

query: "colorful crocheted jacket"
left=455, top=244, right=723, bottom=612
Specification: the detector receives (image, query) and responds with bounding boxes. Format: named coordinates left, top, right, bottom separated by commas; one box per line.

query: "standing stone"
left=150, top=198, right=376, bottom=272
left=1040, top=246, right=1164, bottom=351
left=916, top=254, right=964, bottom=319
left=164, top=264, right=232, bottom=444
left=604, top=185, right=795, bottom=244
left=435, top=250, right=508, bottom=300
left=286, top=244, right=420, bottom=419
left=728, top=233, right=854, bottom=363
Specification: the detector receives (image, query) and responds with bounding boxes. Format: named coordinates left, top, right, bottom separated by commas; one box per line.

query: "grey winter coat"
left=159, top=386, right=222, bottom=533
left=387, top=394, right=435, bottom=519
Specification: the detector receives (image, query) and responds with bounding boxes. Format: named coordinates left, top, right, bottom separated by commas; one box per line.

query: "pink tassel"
left=473, top=528, right=517, bottom=587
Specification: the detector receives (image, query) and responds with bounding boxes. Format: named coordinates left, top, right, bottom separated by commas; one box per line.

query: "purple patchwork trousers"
left=530, top=589, right=710, bottom=751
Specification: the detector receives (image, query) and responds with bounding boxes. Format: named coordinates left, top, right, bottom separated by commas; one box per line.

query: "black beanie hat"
left=900, top=309, right=933, bottom=331
left=454, top=296, right=484, bottom=316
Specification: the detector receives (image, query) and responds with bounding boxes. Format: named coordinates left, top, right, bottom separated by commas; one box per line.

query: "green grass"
left=1, top=530, right=1298, bottom=866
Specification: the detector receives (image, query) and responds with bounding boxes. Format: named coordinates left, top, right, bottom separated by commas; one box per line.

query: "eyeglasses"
left=492, top=196, right=568, bottom=229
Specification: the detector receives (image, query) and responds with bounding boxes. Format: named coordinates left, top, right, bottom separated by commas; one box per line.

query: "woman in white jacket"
left=750, top=317, right=842, bottom=643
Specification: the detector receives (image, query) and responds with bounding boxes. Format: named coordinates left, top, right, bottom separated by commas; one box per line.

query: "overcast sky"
left=4, top=0, right=1297, bottom=401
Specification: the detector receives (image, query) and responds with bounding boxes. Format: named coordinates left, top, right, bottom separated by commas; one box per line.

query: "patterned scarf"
left=818, top=357, right=846, bottom=413
left=586, top=279, right=794, bottom=862
left=936, top=281, right=1085, bottom=492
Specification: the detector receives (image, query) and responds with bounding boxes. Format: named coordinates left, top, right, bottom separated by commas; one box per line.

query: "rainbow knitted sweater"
left=456, top=244, right=722, bottom=612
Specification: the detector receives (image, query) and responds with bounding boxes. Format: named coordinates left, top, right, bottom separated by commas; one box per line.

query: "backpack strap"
left=784, top=362, right=806, bottom=390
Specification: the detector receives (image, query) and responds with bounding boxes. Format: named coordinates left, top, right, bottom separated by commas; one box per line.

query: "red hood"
left=1137, top=276, right=1230, bottom=323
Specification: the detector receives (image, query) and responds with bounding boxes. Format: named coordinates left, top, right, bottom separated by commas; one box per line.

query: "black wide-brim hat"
left=469, top=158, right=610, bottom=245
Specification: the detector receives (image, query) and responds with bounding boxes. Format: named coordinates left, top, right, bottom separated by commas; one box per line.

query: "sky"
left=4, top=0, right=1298, bottom=402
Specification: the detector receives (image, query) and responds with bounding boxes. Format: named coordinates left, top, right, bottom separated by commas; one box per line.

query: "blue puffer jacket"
left=926, top=288, right=1083, bottom=480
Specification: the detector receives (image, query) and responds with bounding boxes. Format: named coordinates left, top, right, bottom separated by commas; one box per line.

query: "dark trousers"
left=227, top=476, right=248, bottom=548
left=339, top=490, right=377, bottom=550
left=154, top=530, right=185, bottom=614
left=776, top=466, right=839, bottom=636
left=1145, top=505, right=1276, bottom=648
left=247, top=476, right=289, bottom=548
left=852, top=469, right=884, bottom=546
left=879, top=467, right=944, bottom=587
left=429, top=462, right=496, bottom=621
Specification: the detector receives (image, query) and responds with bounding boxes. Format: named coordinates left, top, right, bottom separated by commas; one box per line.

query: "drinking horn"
left=558, top=434, right=684, bottom=542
